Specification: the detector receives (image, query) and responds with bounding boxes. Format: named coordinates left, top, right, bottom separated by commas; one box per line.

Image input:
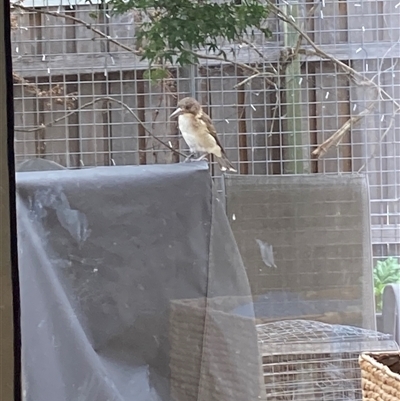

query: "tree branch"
left=293, top=0, right=321, bottom=56
left=15, top=96, right=186, bottom=158
left=267, top=0, right=400, bottom=110
left=11, top=3, right=142, bottom=56
left=190, top=50, right=277, bottom=88
left=240, top=38, right=278, bottom=74
left=312, top=103, right=376, bottom=158
left=233, top=71, right=276, bottom=89
left=12, top=0, right=400, bottom=164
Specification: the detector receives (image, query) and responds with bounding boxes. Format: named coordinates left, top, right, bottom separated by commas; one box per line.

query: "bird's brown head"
left=169, top=97, right=202, bottom=118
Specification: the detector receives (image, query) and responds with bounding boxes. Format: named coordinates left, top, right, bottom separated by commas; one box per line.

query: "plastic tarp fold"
left=16, top=162, right=265, bottom=401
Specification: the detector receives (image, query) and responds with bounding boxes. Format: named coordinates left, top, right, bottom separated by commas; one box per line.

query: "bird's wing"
left=198, top=111, right=227, bottom=152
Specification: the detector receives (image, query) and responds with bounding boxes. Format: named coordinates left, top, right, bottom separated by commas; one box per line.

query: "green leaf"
left=143, top=68, right=169, bottom=82
left=261, top=27, right=272, bottom=37
left=373, top=257, right=400, bottom=312
left=106, top=0, right=272, bottom=66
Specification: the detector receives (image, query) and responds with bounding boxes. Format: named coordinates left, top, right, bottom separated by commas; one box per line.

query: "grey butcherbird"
left=170, top=97, right=237, bottom=172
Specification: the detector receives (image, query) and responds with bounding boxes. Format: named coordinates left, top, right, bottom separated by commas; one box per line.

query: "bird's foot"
left=194, top=154, right=208, bottom=162
left=184, top=153, right=195, bottom=162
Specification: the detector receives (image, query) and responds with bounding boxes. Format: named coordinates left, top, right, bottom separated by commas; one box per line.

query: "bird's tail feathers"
left=215, top=153, right=237, bottom=173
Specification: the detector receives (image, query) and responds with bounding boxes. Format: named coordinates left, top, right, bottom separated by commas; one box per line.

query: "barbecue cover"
left=16, top=162, right=265, bottom=401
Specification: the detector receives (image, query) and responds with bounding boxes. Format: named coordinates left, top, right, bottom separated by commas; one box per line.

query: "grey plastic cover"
left=16, top=162, right=266, bottom=401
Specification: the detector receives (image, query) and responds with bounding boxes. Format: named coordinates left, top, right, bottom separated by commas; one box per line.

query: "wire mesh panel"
left=224, top=173, right=375, bottom=329
left=257, top=320, right=399, bottom=401
left=9, top=1, right=400, bottom=259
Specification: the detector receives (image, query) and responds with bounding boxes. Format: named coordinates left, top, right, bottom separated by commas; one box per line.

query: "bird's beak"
left=170, top=107, right=182, bottom=118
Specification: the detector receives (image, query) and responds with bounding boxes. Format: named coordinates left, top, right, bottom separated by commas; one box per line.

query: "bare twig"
left=268, top=1, right=355, bottom=74
left=13, top=72, right=42, bottom=95
left=240, top=38, right=278, bottom=74
left=240, top=38, right=268, bottom=61
left=151, top=70, right=175, bottom=130
left=11, top=4, right=186, bottom=158
left=234, top=71, right=276, bottom=89
left=191, top=50, right=257, bottom=73
left=268, top=1, right=400, bottom=110
left=191, top=50, right=277, bottom=88
left=293, top=1, right=321, bottom=56
left=11, top=3, right=142, bottom=56
left=15, top=96, right=186, bottom=158
left=12, top=0, right=400, bottom=164
left=299, top=47, right=400, bottom=110
left=13, top=72, right=78, bottom=109
left=312, top=103, right=376, bottom=158
left=371, top=39, right=400, bottom=86
left=13, top=3, right=277, bottom=90
left=357, top=108, right=400, bottom=173
left=268, top=0, right=400, bottom=163
left=269, top=88, right=280, bottom=137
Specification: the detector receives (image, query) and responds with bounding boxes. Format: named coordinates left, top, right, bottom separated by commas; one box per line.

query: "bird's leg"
left=194, top=153, right=209, bottom=162
left=184, top=152, right=196, bottom=162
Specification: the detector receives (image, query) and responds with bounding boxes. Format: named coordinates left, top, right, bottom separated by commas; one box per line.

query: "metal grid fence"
left=10, top=0, right=400, bottom=263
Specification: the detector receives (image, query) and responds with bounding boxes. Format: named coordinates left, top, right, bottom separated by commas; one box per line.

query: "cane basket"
left=359, top=352, right=400, bottom=401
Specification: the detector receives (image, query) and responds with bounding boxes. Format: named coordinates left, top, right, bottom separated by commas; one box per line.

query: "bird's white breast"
left=178, top=114, right=202, bottom=153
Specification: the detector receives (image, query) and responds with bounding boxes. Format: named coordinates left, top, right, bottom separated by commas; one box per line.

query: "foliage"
left=143, top=68, right=170, bottom=82
left=107, top=0, right=272, bottom=66
left=374, top=257, right=400, bottom=312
